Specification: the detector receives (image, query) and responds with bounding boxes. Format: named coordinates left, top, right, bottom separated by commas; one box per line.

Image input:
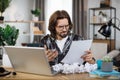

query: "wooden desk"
left=0, top=68, right=113, bottom=80
left=0, top=72, right=106, bottom=80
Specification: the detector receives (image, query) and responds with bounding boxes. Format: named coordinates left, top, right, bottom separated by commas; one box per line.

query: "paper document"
left=61, top=40, right=93, bottom=64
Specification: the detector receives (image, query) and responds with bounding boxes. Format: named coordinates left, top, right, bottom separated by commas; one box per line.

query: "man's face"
left=55, top=18, right=69, bottom=40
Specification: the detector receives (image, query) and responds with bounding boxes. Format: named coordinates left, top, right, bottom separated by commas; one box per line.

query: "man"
left=40, top=10, right=95, bottom=66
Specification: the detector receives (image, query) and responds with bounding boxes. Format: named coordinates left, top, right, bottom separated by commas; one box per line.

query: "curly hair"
left=48, top=10, right=73, bottom=38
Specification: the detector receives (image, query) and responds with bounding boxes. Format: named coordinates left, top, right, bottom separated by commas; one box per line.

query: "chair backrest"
left=91, top=43, right=108, bottom=60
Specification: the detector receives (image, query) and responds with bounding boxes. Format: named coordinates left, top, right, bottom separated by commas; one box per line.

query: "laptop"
left=4, top=46, right=58, bottom=76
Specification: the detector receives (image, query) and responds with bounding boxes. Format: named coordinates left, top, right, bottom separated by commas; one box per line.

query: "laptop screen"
left=4, top=46, right=58, bottom=76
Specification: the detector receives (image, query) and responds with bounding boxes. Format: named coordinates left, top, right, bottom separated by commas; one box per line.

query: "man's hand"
left=81, top=50, right=95, bottom=64
left=44, top=45, right=58, bottom=62
left=45, top=49, right=58, bottom=61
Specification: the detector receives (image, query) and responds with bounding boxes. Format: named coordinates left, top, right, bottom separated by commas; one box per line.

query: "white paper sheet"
left=61, top=40, right=93, bottom=64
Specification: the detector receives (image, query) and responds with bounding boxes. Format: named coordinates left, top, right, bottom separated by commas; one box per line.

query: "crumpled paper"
left=52, top=62, right=97, bottom=74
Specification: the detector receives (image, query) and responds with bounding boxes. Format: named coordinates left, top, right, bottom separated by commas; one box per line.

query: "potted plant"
left=101, top=55, right=113, bottom=72
left=0, top=24, right=19, bottom=46
left=0, top=27, right=5, bottom=46
left=31, top=8, right=41, bottom=21
left=0, top=27, right=4, bottom=61
left=0, top=24, right=19, bottom=65
left=0, top=0, right=12, bottom=21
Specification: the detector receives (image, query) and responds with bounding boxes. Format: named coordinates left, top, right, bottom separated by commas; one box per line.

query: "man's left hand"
left=81, top=50, right=95, bottom=64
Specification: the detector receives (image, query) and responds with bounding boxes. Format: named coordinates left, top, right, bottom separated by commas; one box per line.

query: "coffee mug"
left=97, top=59, right=102, bottom=69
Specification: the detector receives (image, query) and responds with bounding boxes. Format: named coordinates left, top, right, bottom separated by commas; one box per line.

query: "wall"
left=112, top=0, right=120, bottom=49
left=88, top=0, right=120, bottom=49
left=4, top=0, right=34, bottom=21
left=2, top=0, right=34, bottom=46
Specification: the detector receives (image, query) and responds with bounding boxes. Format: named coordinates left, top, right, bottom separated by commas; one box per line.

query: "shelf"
left=93, top=39, right=114, bottom=41
left=89, top=7, right=116, bottom=52
left=34, top=34, right=45, bottom=36
left=21, top=33, right=30, bottom=36
left=0, top=20, right=45, bottom=45
left=3, top=20, right=44, bottom=24
left=90, top=23, right=106, bottom=25
left=0, top=20, right=44, bottom=24
left=89, top=7, right=116, bottom=10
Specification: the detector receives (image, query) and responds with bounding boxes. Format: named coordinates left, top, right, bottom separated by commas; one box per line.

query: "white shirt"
left=56, top=36, right=68, bottom=52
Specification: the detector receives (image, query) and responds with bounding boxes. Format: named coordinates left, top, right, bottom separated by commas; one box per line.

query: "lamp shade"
left=98, top=24, right=111, bottom=37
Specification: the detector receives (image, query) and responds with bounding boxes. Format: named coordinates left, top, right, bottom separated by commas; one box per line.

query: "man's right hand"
left=44, top=45, right=58, bottom=61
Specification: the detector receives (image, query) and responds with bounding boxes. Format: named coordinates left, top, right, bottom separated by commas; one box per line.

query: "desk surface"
left=0, top=72, right=105, bottom=80
left=0, top=68, right=116, bottom=80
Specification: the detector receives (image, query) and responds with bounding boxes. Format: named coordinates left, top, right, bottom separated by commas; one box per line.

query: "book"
left=89, top=69, right=120, bottom=79
left=89, top=71, right=102, bottom=78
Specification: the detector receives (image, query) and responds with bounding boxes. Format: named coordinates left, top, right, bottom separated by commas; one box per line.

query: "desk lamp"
left=98, top=18, right=120, bottom=39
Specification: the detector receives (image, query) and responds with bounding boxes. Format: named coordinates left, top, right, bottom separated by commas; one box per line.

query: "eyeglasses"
left=56, top=24, right=69, bottom=30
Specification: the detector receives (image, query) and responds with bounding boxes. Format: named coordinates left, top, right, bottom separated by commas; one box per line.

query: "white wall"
left=3, top=0, right=34, bottom=46
left=4, top=0, right=34, bottom=21
left=112, top=0, right=120, bottom=49
left=88, top=0, right=120, bottom=49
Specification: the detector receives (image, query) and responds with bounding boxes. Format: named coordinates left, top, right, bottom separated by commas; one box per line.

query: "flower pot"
left=33, top=16, right=39, bottom=21
left=97, top=59, right=102, bottom=69
left=0, top=16, right=4, bottom=21
left=100, top=0, right=111, bottom=8
left=2, top=47, right=12, bottom=67
left=101, top=62, right=113, bottom=72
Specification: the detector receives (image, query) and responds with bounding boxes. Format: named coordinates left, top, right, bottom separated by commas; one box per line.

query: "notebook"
left=4, top=46, right=58, bottom=76
left=89, top=69, right=120, bottom=77
left=92, top=69, right=120, bottom=77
